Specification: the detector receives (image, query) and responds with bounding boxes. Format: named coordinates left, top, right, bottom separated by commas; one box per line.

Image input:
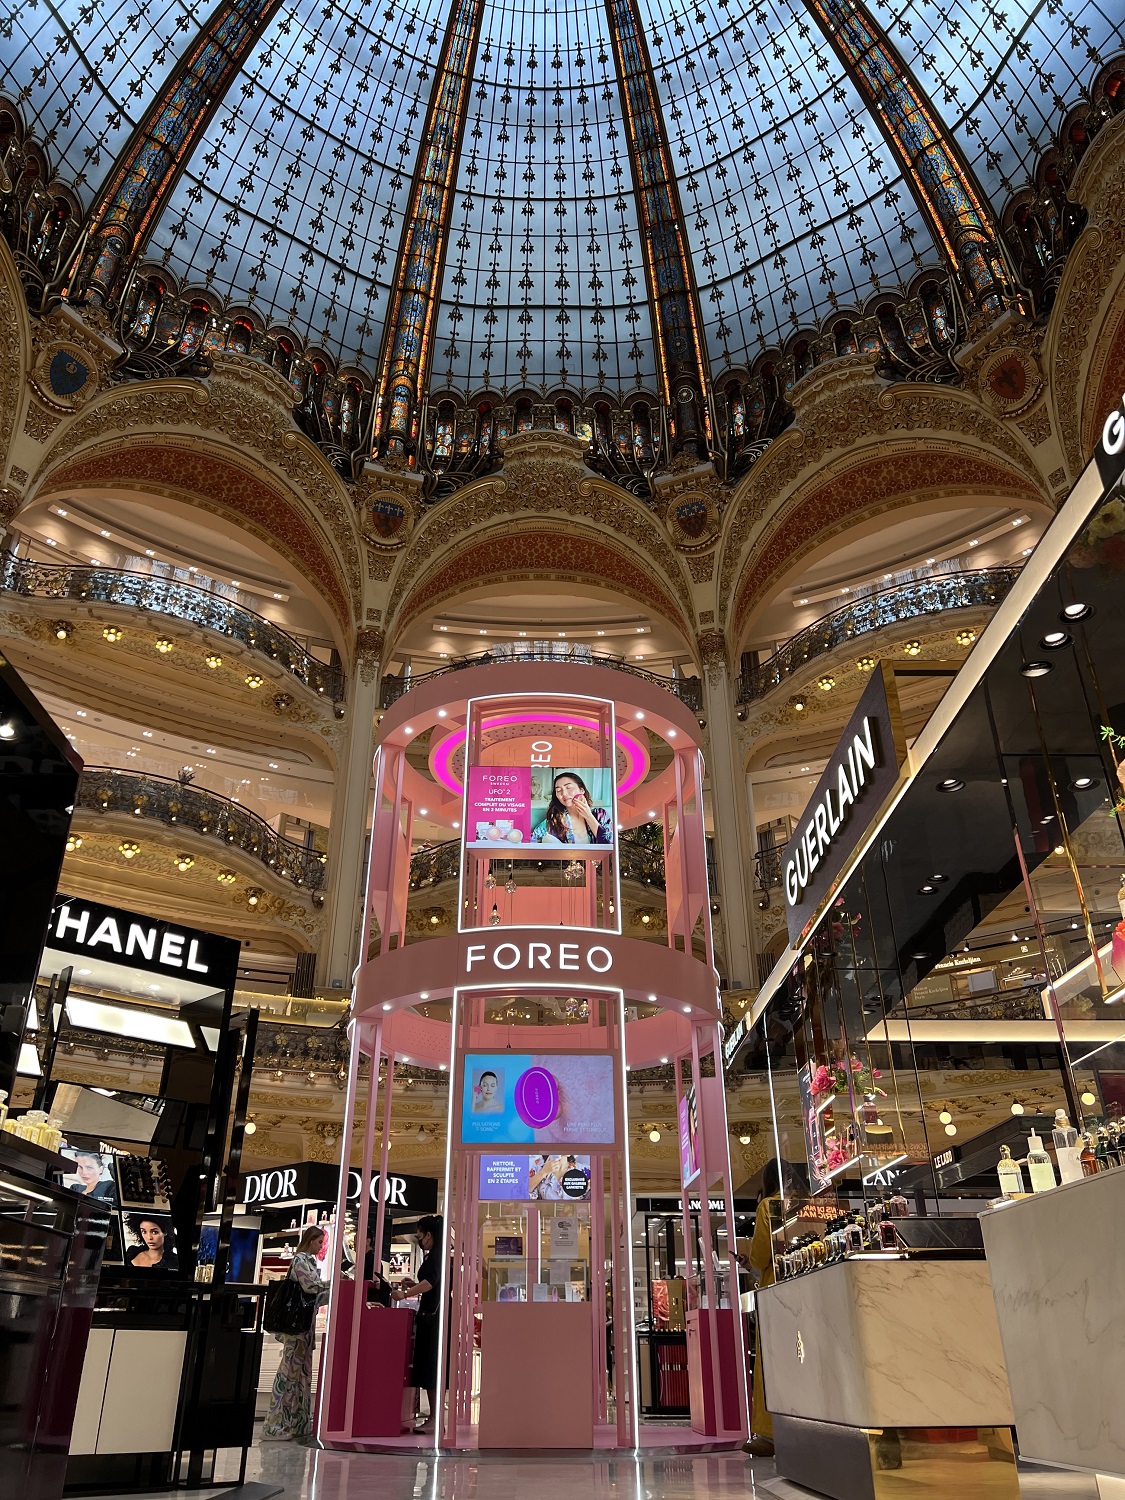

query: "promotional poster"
left=679, top=1088, right=700, bottom=1187
left=461, top=1053, right=616, bottom=1145
left=467, top=766, right=533, bottom=848
left=529, top=766, right=615, bottom=846
left=479, top=1153, right=593, bottom=1201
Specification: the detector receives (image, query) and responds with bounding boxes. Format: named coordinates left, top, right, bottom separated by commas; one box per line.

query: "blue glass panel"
left=146, top=0, right=450, bottom=364
left=2, top=0, right=205, bottom=203
left=633, top=0, right=942, bottom=371
left=430, top=0, right=658, bottom=395
left=868, top=0, right=1124, bottom=199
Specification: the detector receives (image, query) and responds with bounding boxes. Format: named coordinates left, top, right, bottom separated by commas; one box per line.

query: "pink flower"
left=812, top=1065, right=833, bottom=1094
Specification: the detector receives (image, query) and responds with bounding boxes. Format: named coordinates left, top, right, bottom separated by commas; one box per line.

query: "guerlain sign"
left=781, top=664, right=906, bottom=944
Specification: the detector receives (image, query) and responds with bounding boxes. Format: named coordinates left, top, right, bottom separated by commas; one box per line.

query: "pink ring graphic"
left=428, top=713, right=648, bottom=797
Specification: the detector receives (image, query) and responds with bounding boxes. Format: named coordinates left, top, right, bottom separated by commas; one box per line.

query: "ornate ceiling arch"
left=390, top=518, right=694, bottom=652
left=28, top=437, right=354, bottom=650
left=716, top=363, right=1051, bottom=637
left=729, top=441, right=1048, bottom=648
left=0, top=238, right=32, bottom=517
left=387, top=432, right=696, bottom=628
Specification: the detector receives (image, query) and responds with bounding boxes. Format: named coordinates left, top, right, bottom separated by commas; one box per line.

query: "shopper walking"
left=262, top=1225, right=328, bottom=1444
left=743, top=1159, right=782, bottom=1458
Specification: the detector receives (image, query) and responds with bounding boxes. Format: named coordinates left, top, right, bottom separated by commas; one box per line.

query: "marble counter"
left=980, top=1167, right=1125, bottom=1477
left=756, top=1257, right=1014, bottom=1429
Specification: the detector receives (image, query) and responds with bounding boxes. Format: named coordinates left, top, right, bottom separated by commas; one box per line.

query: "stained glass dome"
left=3, top=0, right=1122, bottom=398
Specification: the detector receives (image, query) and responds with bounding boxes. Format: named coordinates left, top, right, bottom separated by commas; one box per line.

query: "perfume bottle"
left=997, top=1143, right=1025, bottom=1198
left=1052, top=1109, right=1083, bottom=1184
left=878, top=1219, right=899, bottom=1251
left=1080, top=1132, right=1098, bottom=1177
left=1026, top=1130, right=1057, bottom=1193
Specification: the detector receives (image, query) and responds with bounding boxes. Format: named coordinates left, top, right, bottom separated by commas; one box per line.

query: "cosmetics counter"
left=732, top=441, right=1125, bottom=1498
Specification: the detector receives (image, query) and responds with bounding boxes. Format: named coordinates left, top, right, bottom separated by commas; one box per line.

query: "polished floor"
left=176, top=1439, right=1108, bottom=1500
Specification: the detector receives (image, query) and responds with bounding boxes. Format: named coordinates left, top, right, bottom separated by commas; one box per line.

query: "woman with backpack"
left=261, top=1224, right=328, bottom=1443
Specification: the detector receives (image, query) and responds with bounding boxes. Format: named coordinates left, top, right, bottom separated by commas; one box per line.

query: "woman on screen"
left=124, top=1214, right=176, bottom=1273
left=531, top=772, right=612, bottom=845
left=71, top=1150, right=116, bottom=1201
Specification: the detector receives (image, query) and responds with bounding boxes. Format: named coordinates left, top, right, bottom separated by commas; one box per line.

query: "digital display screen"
left=479, top=1153, right=593, bottom=1201
left=461, top=1053, right=616, bottom=1145
left=679, top=1089, right=700, bottom=1187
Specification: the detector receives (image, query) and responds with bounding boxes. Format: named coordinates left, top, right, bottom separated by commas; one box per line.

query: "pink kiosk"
left=319, top=661, right=749, bottom=1450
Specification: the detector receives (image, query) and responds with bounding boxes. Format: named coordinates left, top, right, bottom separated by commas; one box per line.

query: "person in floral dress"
left=262, top=1225, right=328, bottom=1443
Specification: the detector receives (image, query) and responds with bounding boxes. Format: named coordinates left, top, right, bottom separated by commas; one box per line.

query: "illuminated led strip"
left=428, top=713, right=648, bottom=797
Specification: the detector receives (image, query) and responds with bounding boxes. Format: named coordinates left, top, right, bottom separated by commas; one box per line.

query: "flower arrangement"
left=816, top=1139, right=852, bottom=1175
left=811, top=1055, right=885, bottom=1100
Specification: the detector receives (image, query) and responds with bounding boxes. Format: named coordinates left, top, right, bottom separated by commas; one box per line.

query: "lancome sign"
left=781, top=665, right=906, bottom=943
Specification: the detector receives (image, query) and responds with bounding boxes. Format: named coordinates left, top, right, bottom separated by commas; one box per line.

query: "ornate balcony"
left=381, top=641, right=703, bottom=714
left=408, top=832, right=668, bottom=892
left=737, top=567, right=1021, bottom=703
left=0, top=552, right=345, bottom=702
left=77, top=768, right=328, bottom=892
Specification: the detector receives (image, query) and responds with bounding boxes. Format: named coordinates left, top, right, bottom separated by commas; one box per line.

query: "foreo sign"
left=781, top=664, right=906, bottom=943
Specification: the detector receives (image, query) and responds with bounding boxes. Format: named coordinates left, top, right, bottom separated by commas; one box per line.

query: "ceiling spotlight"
left=174, top=854, right=195, bottom=872
left=247, top=887, right=263, bottom=907
left=205, top=652, right=223, bottom=669
left=1072, top=776, right=1096, bottom=790
left=938, top=1108, right=952, bottom=1125
left=155, top=637, right=175, bottom=654
left=954, top=628, right=976, bottom=647
left=919, top=883, right=935, bottom=894
left=51, top=620, right=71, bottom=640
left=217, top=869, right=236, bottom=884
left=1040, top=631, right=1071, bottom=650
left=902, top=640, right=922, bottom=656
left=102, top=626, right=124, bottom=643
left=1020, top=660, right=1053, bottom=678
left=1060, top=602, right=1091, bottom=622
left=856, top=655, right=876, bottom=671
left=245, top=672, right=264, bottom=688
left=118, top=840, right=140, bottom=859
left=937, top=777, right=964, bottom=792
left=1010, top=1101, right=1025, bottom=1116
left=648, top=1127, right=661, bottom=1144
left=816, top=674, right=836, bottom=692
left=792, top=695, right=806, bottom=712
left=65, top=834, right=83, bottom=852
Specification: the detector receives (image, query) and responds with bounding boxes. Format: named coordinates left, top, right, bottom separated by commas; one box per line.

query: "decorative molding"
left=355, top=627, right=385, bottom=686
left=1014, top=402, right=1053, bottom=447
left=22, top=403, right=62, bottom=443
left=977, top=346, right=1042, bottom=416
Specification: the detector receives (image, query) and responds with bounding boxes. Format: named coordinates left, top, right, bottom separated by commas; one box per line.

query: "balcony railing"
left=382, top=642, right=703, bottom=713
left=754, top=847, right=783, bottom=891
left=77, top=768, right=328, bottom=892
left=0, top=552, right=345, bottom=702
left=408, top=832, right=668, bottom=891
left=737, top=567, right=1021, bottom=703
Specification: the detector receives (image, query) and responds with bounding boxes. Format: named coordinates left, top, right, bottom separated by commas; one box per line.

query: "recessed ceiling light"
left=76, top=710, right=86, bottom=717
left=937, top=778, right=964, bottom=792
left=206, top=748, right=216, bottom=755
left=99, top=529, right=110, bottom=538
left=969, top=539, right=979, bottom=547
left=145, top=549, right=155, bottom=557
left=1060, top=602, right=1091, bottom=621
left=597, top=630, right=605, bottom=636
left=634, top=711, right=644, bottom=720
left=1040, top=631, right=1071, bottom=649
left=1072, top=776, right=1095, bottom=789
left=919, top=884, right=935, bottom=894
left=1020, top=660, right=1053, bottom=677
left=420, top=991, right=430, bottom=1000
left=419, top=808, right=428, bottom=816
left=437, top=709, right=447, bottom=718
left=0, top=723, right=15, bottom=740
left=142, top=730, right=153, bottom=738
left=404, top=726, right=413, bottom=735
left=667, top=729, right=676, bottom=738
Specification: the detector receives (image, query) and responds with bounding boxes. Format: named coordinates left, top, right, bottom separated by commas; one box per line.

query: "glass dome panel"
left=430, top=0, right=658, bottom=395
left=2, top=0, right=207, bottom=203
left=868, top=0, right=1125, bottom=200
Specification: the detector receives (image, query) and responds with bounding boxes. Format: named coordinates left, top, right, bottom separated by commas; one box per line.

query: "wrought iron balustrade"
left=77, top=768, right=328, bottom=891
left=408, top=832, right=667, bottom=891
left=382, top=641, right=702, bottom=713
left=0, top=552, right=344, bottom=701
left=754, top=847, right=783, bottom=891
left=737, top=567, right=1021, bottom=703
left=903, top=987, right=1046, bottom=1023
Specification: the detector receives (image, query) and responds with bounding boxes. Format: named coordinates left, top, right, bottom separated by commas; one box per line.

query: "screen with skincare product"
left=479, top=1153, right=593, bottom=1201
left=467, top=766, right=533, bottom=848
left=461, top=1053, right=616, bottom=1145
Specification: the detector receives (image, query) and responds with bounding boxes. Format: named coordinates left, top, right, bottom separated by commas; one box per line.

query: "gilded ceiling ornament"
left=977, top=347, right=1042, bottom=415
left=31, top=339, right=100, bottom=413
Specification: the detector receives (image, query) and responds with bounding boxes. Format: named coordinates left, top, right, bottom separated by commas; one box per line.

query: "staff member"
left=391, top=1214, right=443, bottom=1434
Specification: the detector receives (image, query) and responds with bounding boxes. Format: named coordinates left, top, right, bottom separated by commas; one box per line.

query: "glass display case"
left=755, top=459, right=1125, bottom=1283
left=479, top=1202, right=592, bottom=1302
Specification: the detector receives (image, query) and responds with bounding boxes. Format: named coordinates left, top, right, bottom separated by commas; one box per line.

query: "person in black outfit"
left=391, top=1214, right=443, bottom=1434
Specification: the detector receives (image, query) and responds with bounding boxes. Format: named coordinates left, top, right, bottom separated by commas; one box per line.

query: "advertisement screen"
left=60, top=1145, right=119, bottom=1205
left=679, top=1088, right=700, bottom=1187
left=479, top=1153, right=593, bottom=1201
left=530, top=766, right=614, bottom=846
left=467, top=767, right=533, bottom=849
left=461, top=1053, right=616, bottom=1145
